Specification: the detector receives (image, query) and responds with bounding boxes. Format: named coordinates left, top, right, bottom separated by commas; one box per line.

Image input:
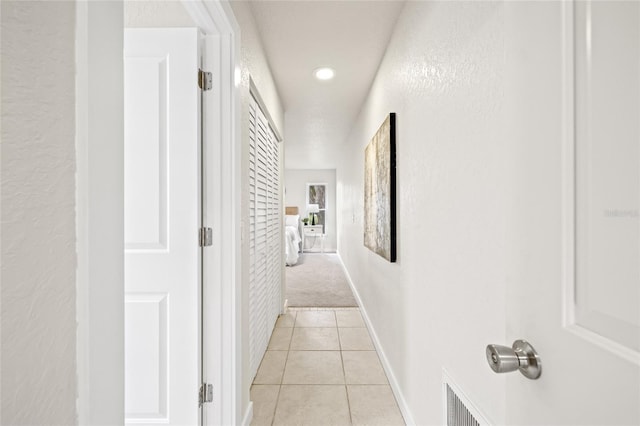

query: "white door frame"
left=181, top=1, right=243, bottom=424
left=76, top=2, right=125, bottom=424
left=76, top=1, right=242, bottom=424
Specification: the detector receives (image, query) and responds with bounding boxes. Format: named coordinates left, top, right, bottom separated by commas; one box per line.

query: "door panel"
left=504, top=2, right=639, bottom=424
left=124, top=55, right=169, bottom=251
left=574, top=0, right=640, bottom=354
left=124, top=28, right=201, bottom=426
left=124, top=294, right=169, bottom=419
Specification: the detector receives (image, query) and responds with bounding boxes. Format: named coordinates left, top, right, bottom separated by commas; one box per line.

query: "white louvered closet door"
left=248, top=95, right=282, bottom=379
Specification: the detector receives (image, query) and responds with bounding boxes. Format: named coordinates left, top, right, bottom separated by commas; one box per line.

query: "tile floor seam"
left=277, top=383, right=354, bottom=386
left=345, top=383, right=354, bottom=426
left=271, top=312, right=295, bottom=426
left=336, top=309, right=354, bottom=425
left=269, top=385, right=280, bottom=426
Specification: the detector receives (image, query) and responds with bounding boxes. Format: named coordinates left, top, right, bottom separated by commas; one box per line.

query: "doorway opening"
left=76, top=0, right=240, bottom=424
left=283, top=170, right=356, bottom=308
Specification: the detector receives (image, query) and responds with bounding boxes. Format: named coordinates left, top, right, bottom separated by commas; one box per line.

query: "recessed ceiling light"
left=314, top=67, right=335, bottom=81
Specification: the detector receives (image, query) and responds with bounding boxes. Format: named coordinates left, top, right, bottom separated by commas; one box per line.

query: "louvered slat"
left=248, top=95, right=283, bottom=380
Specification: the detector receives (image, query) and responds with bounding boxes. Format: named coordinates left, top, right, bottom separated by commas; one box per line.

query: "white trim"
left=183, top=0, right=236, bottom=36
left=560, top=0, right=640, bottom=365
left=561, top=0, right=576, bottom=331
left=76, top=2, right=124, bottom=424
left=76, top=1, right=242, bottom=424
left=241, top=401, right=254, bottom=426
left=566, top=324, right=640, bottom=365
left=182, top=2, right=243, bottom=425
left=336, top=252, right=415, bottom=426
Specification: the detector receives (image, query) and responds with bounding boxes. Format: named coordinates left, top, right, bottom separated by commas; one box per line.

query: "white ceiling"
left=248, top=0, right=406, bottom=169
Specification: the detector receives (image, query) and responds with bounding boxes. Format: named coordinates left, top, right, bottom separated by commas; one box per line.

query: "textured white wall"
left=230, top=2, right=284, bottom=137
left=0, top=3, right=3, bottom=419
left=284, top=169, right=337, bottom=251
left=125, top=0, right=195, bottom=28
left=228, top=1, right=285, bottom=420
left=1, top=2, right=77, bottom=424
left=337, top=2, right=507, bottom=424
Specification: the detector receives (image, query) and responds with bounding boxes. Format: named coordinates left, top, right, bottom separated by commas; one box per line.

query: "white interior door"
left=502, top=1, right=640, bottom=424
left=124, top=28, right=201, bottom=426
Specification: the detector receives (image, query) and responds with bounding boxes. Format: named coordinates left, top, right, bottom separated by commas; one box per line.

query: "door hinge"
left=198, top=69, right=213, bottom=91
left=199, top=227, right=213, bottom=247
left=199, top=383, right=213, bottom=406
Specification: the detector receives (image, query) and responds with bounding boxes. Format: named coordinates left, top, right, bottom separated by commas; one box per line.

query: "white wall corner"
left=75, top=1, right=124, bottom=424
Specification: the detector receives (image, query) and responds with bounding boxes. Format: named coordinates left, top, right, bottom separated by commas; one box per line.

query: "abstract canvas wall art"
left=364, top=113, right=396, bottom=262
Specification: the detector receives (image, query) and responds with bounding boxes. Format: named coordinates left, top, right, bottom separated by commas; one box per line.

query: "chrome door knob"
left=486, top=340, right=541, bottom=380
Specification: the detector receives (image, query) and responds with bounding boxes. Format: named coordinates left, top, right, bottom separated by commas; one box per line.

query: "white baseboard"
left=335, top=252, right=416, bottom=426
left=241, top=401, right=253, bottom=426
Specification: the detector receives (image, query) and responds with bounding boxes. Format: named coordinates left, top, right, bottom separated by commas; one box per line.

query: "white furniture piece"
left=284, top=212, right=302, bottom=266
left=302, top=225, right=324, bottom=253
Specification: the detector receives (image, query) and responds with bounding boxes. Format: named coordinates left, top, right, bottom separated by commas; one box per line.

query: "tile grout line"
left=336, top=309, right=355, bottom=425
left=270, top=310, right=296, bottom=426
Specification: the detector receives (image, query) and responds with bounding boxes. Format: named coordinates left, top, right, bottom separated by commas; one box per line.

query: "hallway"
left=3, top=1, right=639, bottom=425
left=251, top=308, right=405, bottom=425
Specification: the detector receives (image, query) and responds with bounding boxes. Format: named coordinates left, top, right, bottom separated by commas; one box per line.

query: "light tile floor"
left=251, top=308, right=405, bottom=426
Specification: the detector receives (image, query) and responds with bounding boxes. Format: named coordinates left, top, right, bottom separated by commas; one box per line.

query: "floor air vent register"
left=443, top=370, right=490, bottom=426
left=446, top=383, right=480, bottom=426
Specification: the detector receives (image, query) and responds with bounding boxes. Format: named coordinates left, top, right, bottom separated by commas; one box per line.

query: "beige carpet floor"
left=285, top=253, right=357, bottom=307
